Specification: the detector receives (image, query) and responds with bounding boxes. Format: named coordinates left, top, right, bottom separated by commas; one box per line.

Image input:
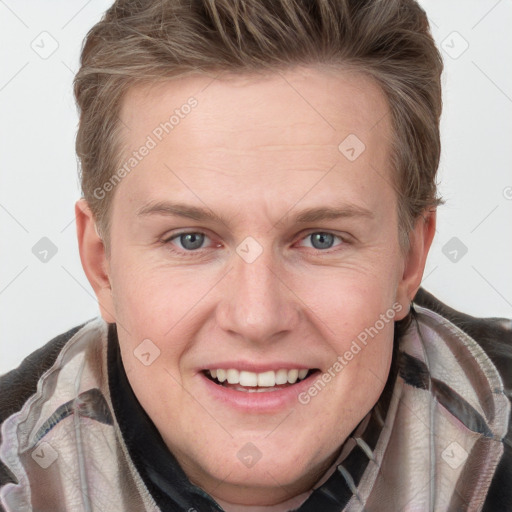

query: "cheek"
left=293, top=266, right=397, bottom=400
left=312, top=320, right=394, bottom=437
left=110, top=258, right=209, bottom=336
left=294, top=260, right=400, bottom=335
left=111, top=265, right=198, bottom=419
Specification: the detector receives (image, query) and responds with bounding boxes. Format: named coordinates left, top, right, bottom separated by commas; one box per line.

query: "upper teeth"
left=209, top=368, right=309, bottom=387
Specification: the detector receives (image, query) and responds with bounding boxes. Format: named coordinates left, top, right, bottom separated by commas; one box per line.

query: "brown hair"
left=74, top=0, right=444, bottom=253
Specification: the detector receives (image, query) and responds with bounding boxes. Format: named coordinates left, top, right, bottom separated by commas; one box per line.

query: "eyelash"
left=161, top=230, right=349, bottom=256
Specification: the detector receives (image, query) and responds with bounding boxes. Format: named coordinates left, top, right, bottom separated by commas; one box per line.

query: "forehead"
left=121, top=66, right=390, bottom=148
left=114, top=66, right=395, bottom=222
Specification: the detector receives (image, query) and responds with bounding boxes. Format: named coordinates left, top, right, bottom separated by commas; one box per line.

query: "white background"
left=1, top=0, right=511, bottom=374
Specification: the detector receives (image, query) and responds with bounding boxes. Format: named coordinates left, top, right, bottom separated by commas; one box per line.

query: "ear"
left=75, top=199, right=116, bottom=323
left=394, top=208, right=437, bottom=320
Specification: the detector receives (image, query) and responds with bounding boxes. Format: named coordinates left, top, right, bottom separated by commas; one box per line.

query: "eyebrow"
left=136, top=201, right=375, bottom=224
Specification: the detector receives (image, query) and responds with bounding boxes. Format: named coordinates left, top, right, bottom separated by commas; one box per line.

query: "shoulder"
left=0, top=323, right=89, bottom=422
left=0, top=321, right=91, bottom=488
left=413, top=287, right=512, bottom=385
left=414, top=287, right=512, bottom=511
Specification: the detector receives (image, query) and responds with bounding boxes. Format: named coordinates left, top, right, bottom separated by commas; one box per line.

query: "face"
left=77, top=66, right=434, bottom=506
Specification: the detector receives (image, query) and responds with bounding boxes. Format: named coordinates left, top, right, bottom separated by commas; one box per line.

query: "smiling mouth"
left=203, top=368, right=320, bottom=392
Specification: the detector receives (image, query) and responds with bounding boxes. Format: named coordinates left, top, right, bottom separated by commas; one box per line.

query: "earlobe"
left=75, top=199, right=116, bottom=323
left=395, top=209, right=437, bottom=319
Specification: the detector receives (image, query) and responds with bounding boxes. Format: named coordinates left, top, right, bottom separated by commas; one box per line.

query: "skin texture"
left=76, top=65, right=436, bottom=506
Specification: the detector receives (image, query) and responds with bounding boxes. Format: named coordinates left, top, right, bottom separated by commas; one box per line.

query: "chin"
left=184, top=435, right=330, bottom=500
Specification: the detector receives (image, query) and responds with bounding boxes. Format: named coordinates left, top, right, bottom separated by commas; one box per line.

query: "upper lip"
left=199, top=361, right=316, bottom=372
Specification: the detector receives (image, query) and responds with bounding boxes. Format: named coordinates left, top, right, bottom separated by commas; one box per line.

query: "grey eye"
left=309, top=232, right=335, bottom=250
left=178, top=233, right=205, bottom=250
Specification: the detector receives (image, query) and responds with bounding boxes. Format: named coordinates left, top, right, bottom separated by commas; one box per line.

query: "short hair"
left=74, top=0, right=444, bottom=253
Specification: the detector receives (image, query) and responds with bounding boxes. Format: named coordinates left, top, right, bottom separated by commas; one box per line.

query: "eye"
left=298, top=232, right=344, bottom=250
left=166, top=232, right=212, bottom=251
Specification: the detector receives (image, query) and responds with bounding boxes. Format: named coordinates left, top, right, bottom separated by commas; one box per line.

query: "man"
left=1, top=0, right=510, bottom=510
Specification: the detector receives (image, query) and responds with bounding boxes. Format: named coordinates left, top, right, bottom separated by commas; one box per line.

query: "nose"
left=215, top=248, right=300, bottom=345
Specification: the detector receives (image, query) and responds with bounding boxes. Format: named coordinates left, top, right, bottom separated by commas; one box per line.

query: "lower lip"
left=199, top=372, right=319, bottom=413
